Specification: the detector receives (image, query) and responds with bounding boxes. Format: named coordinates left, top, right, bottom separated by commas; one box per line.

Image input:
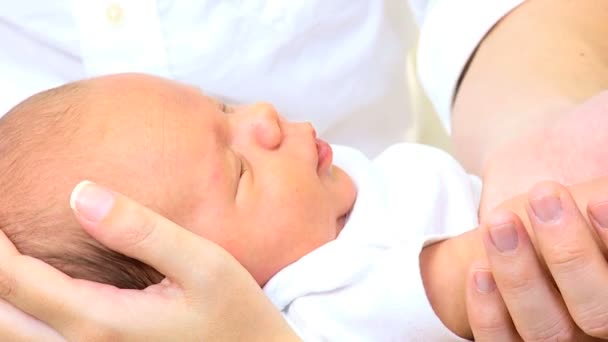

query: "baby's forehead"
left=92, top=74, right=220, bottom=116
left=11, top=74, right=224, bottom=155
left=90, top=75, right=226, bottom=145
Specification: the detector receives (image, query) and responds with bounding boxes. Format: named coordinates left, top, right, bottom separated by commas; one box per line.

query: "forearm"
left=422, top=176, right=608, bottom=339
left=452, top=0, right=608, bottom=175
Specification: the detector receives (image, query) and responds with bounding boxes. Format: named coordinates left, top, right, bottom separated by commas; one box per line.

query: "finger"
left=481, top=208, right=577, bottom=341
left=0, top=299, right=64, bottom=342
left=588, top=200, right=608, bottom=257
left=0, top=225, right=171, bottom=337
left=466, top=261, right=522, bottom=342
left=70, top=181, right=237, bottom=288
left=0, top=228, right=111, bottom=332
left=528, top=181, right=608, bottom=338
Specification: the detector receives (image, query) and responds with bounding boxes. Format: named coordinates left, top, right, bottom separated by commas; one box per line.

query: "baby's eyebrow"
left=202, top=91, right=239, bottom=107
left=218, top=102, right=228, bottom=113
left=209, top=97, right=228, bottom=113
left=188, top=86, right=236, bottom=114
left=209, top=97, right=235, bottom=114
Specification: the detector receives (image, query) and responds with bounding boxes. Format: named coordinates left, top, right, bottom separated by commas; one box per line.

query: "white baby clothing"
left=264, top=143, right=481, bottom=341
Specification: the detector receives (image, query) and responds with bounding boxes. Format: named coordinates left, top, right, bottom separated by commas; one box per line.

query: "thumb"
left=70, top=180, right=235, bottom=288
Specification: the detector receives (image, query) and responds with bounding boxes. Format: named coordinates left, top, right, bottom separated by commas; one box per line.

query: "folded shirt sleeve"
left=416, top=0, right=525, bottom=133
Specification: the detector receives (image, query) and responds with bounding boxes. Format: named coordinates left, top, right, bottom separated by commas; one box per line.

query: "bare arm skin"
left=452, top=0, right=608, bottom=212
left=421, top=176, right=608, bottom=339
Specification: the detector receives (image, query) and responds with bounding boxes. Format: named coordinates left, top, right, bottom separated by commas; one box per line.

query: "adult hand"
left=479, top=91, right=608, bottom=217
left=467, top=181, right=608, bottom=341
left=0, top=181, right=297, bottom=341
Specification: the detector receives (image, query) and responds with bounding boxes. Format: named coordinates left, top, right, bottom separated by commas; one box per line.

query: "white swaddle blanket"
left=263, top=144, right=481, bottom=341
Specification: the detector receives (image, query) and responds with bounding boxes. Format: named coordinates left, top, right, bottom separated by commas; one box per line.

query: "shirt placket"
left=71, top=0, right=170, bottom=77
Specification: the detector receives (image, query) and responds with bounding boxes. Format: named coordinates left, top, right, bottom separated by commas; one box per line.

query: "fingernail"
left=70, top=180, right=115, bottom=222
left=590, top=202, right=608, bottom=229
left=489, top=222, right=518, bottom=252
left=530, top=194, right=562, bottom=222
left=474, top=271, right=496, bottom=294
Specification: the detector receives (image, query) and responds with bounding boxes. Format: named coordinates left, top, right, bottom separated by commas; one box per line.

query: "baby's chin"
left=330, top=165, right=357, bottom=236
left=335, top=210, right=350, bottom=236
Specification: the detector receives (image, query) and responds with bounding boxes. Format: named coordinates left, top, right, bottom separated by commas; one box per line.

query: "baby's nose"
left=249, top=102, right=282, bottom=149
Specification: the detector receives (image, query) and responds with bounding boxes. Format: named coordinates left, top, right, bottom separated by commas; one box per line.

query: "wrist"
left=420, top=229, right=484, bottom=339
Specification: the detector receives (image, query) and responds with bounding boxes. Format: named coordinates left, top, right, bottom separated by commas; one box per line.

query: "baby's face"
left=85, top=74, right=356, bottom=285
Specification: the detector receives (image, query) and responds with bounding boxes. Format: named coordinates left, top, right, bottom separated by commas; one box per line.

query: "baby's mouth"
left=316, top=138, right=333, bottom=174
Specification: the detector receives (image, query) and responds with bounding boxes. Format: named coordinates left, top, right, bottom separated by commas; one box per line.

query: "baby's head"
left=0, top=73, right=356, bottom=287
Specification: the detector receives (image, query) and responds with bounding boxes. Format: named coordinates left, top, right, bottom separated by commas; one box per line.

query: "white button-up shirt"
left=0, top=0, right=527, bottom=337
left=0, top=0, right=523, bottom=156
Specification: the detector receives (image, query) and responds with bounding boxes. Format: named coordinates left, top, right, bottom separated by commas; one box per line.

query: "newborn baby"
left=0, top=74, right=475, bottom=341
left=2, top=74, right=606, bottom=341
left=0, top=73, right=356, bottom=288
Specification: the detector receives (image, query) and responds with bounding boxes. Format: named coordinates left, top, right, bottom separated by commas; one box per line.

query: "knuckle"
left=120, top=222, right=155, bottom=253
left=474, top=316, right=508, bottom=337
left=0, top=267, right=16, bottom=299
left=545, top=242, right=590, bottom=275
left=522, top=320, right=576, bottom=342
left=474, top=327, right=506, bottom=340
left=115, top=202, right=157, bottom=253
left=574, top=305, right=608, bottom=338
left=498, top=268, right=535, bottom=296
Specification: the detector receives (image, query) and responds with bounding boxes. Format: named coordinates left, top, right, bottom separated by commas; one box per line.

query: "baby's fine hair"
left=0, top=83, right=163, bottom=289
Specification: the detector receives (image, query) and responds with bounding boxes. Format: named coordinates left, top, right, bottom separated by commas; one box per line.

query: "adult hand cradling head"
left=0, top=180, right=298, bottom=341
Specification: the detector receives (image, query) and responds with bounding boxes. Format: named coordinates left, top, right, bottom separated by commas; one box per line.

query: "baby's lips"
left=316, top=138, right=333, bottom=174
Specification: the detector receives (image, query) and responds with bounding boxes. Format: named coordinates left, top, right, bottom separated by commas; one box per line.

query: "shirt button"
left=106, top=3, right=124, bottom=25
